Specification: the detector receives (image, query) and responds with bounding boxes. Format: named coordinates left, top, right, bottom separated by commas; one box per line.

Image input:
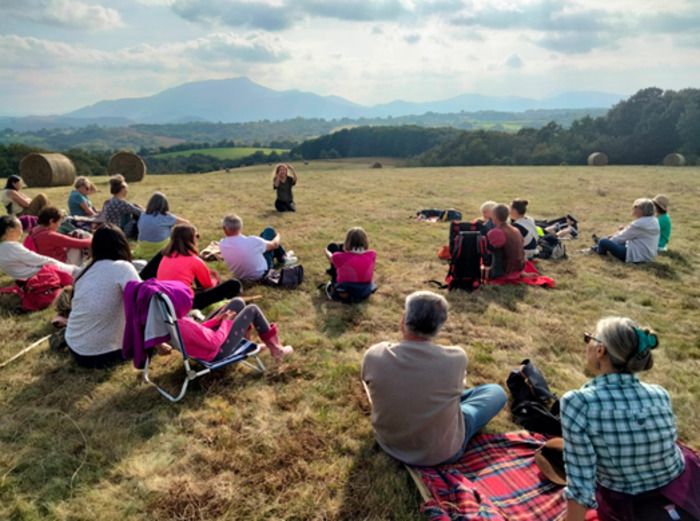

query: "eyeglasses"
left=583, top=332, right=602, bottom=344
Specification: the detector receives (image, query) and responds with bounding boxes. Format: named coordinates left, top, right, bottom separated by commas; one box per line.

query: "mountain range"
left=2, top=77, right=625, bottom=129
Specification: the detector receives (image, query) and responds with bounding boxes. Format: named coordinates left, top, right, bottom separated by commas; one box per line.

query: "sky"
left=0, top=0, right=699, bottom=116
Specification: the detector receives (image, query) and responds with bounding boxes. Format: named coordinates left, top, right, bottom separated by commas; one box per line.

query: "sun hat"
left=652, top=194, right=669, bottom=212
left=534, top=437, right=566, bottom=486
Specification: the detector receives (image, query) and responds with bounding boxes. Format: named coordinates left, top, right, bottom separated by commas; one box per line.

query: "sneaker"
left=188, top=309, right=206, bottom=322
left=324, top=281, right=334, bottom=300
left=282, top=254, right=298, bottom=266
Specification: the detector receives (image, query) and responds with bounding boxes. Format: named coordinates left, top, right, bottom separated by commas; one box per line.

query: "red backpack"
left=0, top=265, right=72, bottom=312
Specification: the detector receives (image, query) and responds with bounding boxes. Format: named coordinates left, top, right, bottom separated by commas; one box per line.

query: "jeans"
left=596, top=238, right=627, bottom=262
left=442, top=384, right=508, bottom=464
left=260, top=227, right=287, bottom=269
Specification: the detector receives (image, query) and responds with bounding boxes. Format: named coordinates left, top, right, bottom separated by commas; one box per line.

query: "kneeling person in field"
left=219, top=214, right=296, bottom=282
left=362, top=291, right=507, bottom=466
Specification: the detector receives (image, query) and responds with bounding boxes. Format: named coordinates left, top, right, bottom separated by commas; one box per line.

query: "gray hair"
left=404, top=291, right=449, bottom=338
left=633, top=198, right=655, bottom=217
left=595, top=316, right=657, bottom=373
left=222, top=214, right=242, bottom=231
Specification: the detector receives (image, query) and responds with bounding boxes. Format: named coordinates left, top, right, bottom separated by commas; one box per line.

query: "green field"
left=153, top=146, right=289, bottom=160
left=1, top=161, right=699, bottom=520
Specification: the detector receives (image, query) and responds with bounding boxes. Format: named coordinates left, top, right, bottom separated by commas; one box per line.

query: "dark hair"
left=162, top=223, right=198, bottom=257
left=492, top=204, right=510, bottom=223
left=109, top=175, right=127, bottom=195
left=146, top=192, right=170, bottom=215
left=511, top=199, right=529, bottom=216
left=75, top=224, right=132, bottom=282
left=0, top=215, right=21, bottom=239
left=4, top=175, right=22, bottom=190
left=37, top=206, right=63, bottom=226
left=344, top=227, right=369, bottom=251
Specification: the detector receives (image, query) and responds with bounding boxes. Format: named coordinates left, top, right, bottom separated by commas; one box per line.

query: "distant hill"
left=51, top=76, right=624, bottom=125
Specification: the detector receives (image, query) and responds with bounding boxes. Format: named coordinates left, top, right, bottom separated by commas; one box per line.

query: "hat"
left=535, top=438, right=566, bottom=486
left=652, top=194, right=669, bottom=212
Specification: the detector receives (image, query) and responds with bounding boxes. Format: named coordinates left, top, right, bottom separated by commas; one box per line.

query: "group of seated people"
left=363, top=291, right=698, bottom=521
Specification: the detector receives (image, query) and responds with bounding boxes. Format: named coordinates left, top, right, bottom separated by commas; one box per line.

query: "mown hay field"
left=1, top=160, right=699, bottom=520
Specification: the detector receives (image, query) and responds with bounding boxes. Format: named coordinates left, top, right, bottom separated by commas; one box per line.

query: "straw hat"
left=653, top=194, right=669, bottom=212
left=535, top=437, right=566, bottom=486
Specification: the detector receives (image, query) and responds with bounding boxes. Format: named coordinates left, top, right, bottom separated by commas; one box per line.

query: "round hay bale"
left=20, top=153, right=76, bottom=187
left=108, top=151, right=146, bottom=182
left=371, top=162, right=383, bottom=169
left=587, top=152, right=608, bottom=166
left=662, top=153, right=686, bottom=167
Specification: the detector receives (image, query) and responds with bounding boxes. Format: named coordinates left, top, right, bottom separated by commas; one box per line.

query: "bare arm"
left=565, top=500, right=588, bottom=521
left=325, top=248, right=333, bottom=261
left=287, top=165, right=298, bottom=183
left=79, top=201, right=97, bottom=216
left=265, top=233, right=281, bottom=251
left=9, top=190, right=31, bottom=208
left=173, top=214, right=190, bottom=225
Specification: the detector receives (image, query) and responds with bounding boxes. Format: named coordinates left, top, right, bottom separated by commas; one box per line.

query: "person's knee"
left=484, top=384, right=508, bottom=409
left=261, top=226, right=276, bottom=239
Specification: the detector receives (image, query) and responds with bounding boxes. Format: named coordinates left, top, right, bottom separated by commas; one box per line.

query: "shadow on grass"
left=310, top=289, right=370, bottom=338
left=0, top=350, right=212, bottom=515
left=661, top=250, right=692, bottom=268
left=445, top=284, right=528, bottom=314
left=640, top=261, right=678, bottom=280
left=337, top=434, right=423, bottom=521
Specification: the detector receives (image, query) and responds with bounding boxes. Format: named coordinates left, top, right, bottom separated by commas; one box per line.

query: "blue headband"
left=634, top=328, right=658, bottom=354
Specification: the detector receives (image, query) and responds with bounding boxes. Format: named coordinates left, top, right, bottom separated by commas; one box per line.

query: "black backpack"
left=538, top=234, right=567, bottom=260
left=507, top=359, right=562, bottom=436
left=263, top=265, right=304, bottom=289
left=445, top=221, right=484, bottom=291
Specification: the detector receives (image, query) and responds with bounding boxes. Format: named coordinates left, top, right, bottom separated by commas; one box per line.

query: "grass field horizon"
left=1, top=160, right=699, bottom=520
left=152, top=146, right=289, bottom=160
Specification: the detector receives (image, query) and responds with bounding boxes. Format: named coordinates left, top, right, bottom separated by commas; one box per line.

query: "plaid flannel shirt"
left=560, top=373, right=685, bottom=509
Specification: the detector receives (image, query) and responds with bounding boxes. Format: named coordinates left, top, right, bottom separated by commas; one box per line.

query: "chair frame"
left=143, top=292, right=265, bottom=402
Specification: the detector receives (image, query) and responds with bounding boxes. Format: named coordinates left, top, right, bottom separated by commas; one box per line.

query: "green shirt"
left=657, top=213, right=671, bottom=249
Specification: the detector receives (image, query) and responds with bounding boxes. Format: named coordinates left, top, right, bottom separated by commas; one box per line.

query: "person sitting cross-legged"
left=219, top=214, right=295, bottom=282
left=324, top=226, right=376, bottom=302
left=487, top=203, right=525, bottom=279
left=361, top=291, right=507, bottom=466
left=592, top=198, right=660, bottom=263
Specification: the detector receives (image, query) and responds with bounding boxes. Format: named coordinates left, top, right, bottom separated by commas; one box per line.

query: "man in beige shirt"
left=362, top=291, right=507, bottom=466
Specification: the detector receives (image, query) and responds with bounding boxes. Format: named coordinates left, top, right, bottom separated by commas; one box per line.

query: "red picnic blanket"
left=488, top=260, right=555, bottom=288
left=414, top=431, right=597, bottom=521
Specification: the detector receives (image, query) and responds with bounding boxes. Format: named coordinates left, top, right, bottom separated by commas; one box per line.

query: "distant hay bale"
left=108, top=151, right=146, bottom=182
left=371, top=162, right=383, bottom=169
left=663, top=153, right=686, bottom=167
left=587, top=152, right=608, bottom=166
left=20, top=153, right=76, bottom=187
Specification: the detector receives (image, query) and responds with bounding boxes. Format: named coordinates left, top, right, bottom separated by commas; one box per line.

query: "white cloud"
left=0, top=0, right=123, bottom=30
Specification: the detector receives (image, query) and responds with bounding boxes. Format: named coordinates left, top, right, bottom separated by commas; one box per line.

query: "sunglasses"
left=583, top=332, right=602, bottom=344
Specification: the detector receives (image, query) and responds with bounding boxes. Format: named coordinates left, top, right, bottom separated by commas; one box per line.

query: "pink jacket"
left=331, top=250, right=376, bottom=284
left=178, top=316, right=234, bottom=361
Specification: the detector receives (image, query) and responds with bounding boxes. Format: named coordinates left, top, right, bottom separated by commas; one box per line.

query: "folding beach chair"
left=143, top=292, right=265, bottom=402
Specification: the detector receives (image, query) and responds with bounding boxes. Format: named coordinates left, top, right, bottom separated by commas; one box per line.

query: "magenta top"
left=331, top=250, right=376, bottom=284
left=177, top=316, right=234, bottom=361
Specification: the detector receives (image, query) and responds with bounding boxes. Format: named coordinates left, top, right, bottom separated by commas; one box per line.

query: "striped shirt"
left=561, top=373, right=685, bottom=509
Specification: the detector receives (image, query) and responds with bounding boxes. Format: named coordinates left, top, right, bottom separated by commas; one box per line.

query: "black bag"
left=446, top=230, right=482, bottom=291
left=263, top=265, right=304, bottom=289
left=538, top=234, right=567, bottom=260
left=507, top=359, right=562, bottom=436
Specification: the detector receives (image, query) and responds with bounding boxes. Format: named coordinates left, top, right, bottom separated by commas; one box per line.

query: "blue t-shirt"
left=68, top=190, right=92, bottom=216
left=138, top=213, right=177, bottom=243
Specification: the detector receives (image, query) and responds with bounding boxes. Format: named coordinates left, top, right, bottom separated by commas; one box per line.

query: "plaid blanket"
left=413, top=431, right=598, bottom=521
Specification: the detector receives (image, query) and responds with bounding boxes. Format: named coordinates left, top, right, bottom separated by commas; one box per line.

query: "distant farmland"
left=153, top=146, right=289, bottom=160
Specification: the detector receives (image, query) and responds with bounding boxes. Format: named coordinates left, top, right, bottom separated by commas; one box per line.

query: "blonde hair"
left=480, top=201, right=497, bottom=214
left=74, top=176, right=93, bottom=191
left=344, top=227, right=369, bottom=252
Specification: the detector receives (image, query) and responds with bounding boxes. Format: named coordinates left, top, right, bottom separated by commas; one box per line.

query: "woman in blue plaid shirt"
left=562, top=316, right=698, bottom=521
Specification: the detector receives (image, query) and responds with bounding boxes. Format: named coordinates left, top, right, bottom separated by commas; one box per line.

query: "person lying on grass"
left=272, top=163, right=297, bottom=212
left=323, top=227, right=376, bottom=302
left=591, top=198, right=659, bottom=263
left=219, top=214, right=297, bottom=282
left=2, top=175, right=49, bottom=217
left=562, top=317, right=699, bottom=521
left=161, top=297, right=293, bottom=362
left=29, top=206, right=92, bottom=266
left=156, top=223, right=241, bottom=310
left=65, top=225, right=141, bottom=369
left=362, top=291, right=507, bottom=466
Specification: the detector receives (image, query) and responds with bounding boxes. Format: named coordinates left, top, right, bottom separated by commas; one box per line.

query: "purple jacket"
left=122, top=278, right=192, bottom=369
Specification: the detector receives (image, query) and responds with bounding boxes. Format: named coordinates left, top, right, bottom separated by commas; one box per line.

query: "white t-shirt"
left=0, top=241, right=75, bottom=280
left=219, top=234, right=269, bottom=281
left=66, top=260, right=140, bottom=356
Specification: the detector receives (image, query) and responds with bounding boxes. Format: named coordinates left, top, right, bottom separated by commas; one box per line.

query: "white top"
left=0, top=241, right=76, bottom=280
left=512, top=216, right=539, bottom=258
left=66, top=260, right=140, bottom=356
left=1, top=189, right=23, bottom=215
left=220, top=234, right=269, bottom=281
left=611, top=216, right=660, bottom=263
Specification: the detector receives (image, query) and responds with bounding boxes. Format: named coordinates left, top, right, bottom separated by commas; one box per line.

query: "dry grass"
left=1, top=161, right=699, bottom=520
